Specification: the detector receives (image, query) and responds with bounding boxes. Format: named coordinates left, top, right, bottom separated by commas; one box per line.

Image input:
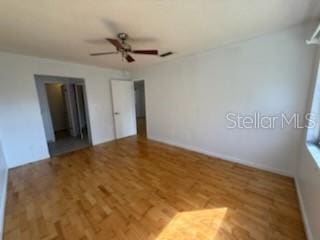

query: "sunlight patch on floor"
left=156, top=208, right=228, bottom=240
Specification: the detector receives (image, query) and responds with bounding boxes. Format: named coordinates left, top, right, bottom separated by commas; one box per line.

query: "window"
left=306, top=59, right=320, bottom=169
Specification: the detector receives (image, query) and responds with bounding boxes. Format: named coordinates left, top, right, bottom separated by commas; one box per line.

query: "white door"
left=111, top=80, right=137, bottom=139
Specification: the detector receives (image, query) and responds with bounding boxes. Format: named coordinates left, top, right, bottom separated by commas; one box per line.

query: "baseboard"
left=92, top=136, right=116, bottom=146
left=8, top=153, right=50, bottom=169
left=0, top=168, right=8, bottom=240
left=8, top=136, right=117, bottom=169
left=148, top=136, right=294, bottom=177
left=295, top=178, right=314, bottom=240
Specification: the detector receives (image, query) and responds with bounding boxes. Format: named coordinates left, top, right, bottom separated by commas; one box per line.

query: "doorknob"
left=114, top=112, right=120, bottom=115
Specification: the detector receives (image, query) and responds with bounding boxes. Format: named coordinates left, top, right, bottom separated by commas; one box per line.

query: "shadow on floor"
left=48, top=130, right=90, bottom=156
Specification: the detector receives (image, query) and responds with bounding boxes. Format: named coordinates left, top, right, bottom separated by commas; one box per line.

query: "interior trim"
left=148, top=135, right=294, bottom=177
left=295, top=178, right=314, bottom=240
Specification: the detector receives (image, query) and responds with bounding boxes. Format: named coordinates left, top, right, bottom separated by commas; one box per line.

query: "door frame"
left=74, top=84, right=84, bottom=139
left=133, top=79, right=147, bottom=137
left=73, top=84, right=88, bottom=139
left=34, top=75, right=93, bottom=144
left=35, top=77, right=57, bottom=142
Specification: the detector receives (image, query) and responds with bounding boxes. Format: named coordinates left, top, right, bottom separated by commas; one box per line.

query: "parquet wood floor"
left=4, top=137, right=306, bottom=240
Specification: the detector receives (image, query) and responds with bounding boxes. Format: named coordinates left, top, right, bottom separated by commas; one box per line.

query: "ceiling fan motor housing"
left=117, top=33, right=131, bottom=51
left=118, top=33, right=129, bottom=41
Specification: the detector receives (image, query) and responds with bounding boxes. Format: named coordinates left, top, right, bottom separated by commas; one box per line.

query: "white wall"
left=46, top=83, right=67, bottom=132
left=0, top=52, right=129, bottom=168
left=133, top=23, right=317, bottom=177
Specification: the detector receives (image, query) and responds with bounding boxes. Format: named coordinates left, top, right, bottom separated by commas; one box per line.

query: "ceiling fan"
left=89, top=33, right=159, bottom=63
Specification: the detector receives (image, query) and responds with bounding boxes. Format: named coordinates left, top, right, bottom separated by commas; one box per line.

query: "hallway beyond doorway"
left=35, top=75, right=92, bottom=156
left=48, top=130, right=90, bottom=156
left=134, top=80, right=147, bottom=138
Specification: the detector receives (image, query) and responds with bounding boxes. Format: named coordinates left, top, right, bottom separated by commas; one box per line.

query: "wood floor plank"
left=4, top=137, right=306, bottom=239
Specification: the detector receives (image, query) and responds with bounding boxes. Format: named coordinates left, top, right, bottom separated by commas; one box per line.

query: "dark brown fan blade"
left=90, top=52, right=118, bottom=56
left=126, top=54, right=135, bottom=63
left=106, top=38, right=123, bottom=50
left=132, top=50, right=158, bottom=55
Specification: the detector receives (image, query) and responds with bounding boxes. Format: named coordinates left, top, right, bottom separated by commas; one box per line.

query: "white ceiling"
left=0, top=0, right=319, bottom=70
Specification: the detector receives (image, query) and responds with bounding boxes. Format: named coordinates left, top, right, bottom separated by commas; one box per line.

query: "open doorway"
left=35, top=75, right=91, bottom=156
left=134, top=80, right=147, bottom=137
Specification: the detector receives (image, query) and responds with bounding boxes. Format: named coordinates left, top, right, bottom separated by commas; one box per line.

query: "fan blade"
left=85, top=39, right=109, bottom=45
left=126, top=54, right=135, bottom=63
left=132, top=50, right=158, bottom=55
left=106, top=38, right=123, bottom=50
left=128, top=37, right=156, bottom=43
left=90, top=52, right=118, bottom=56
